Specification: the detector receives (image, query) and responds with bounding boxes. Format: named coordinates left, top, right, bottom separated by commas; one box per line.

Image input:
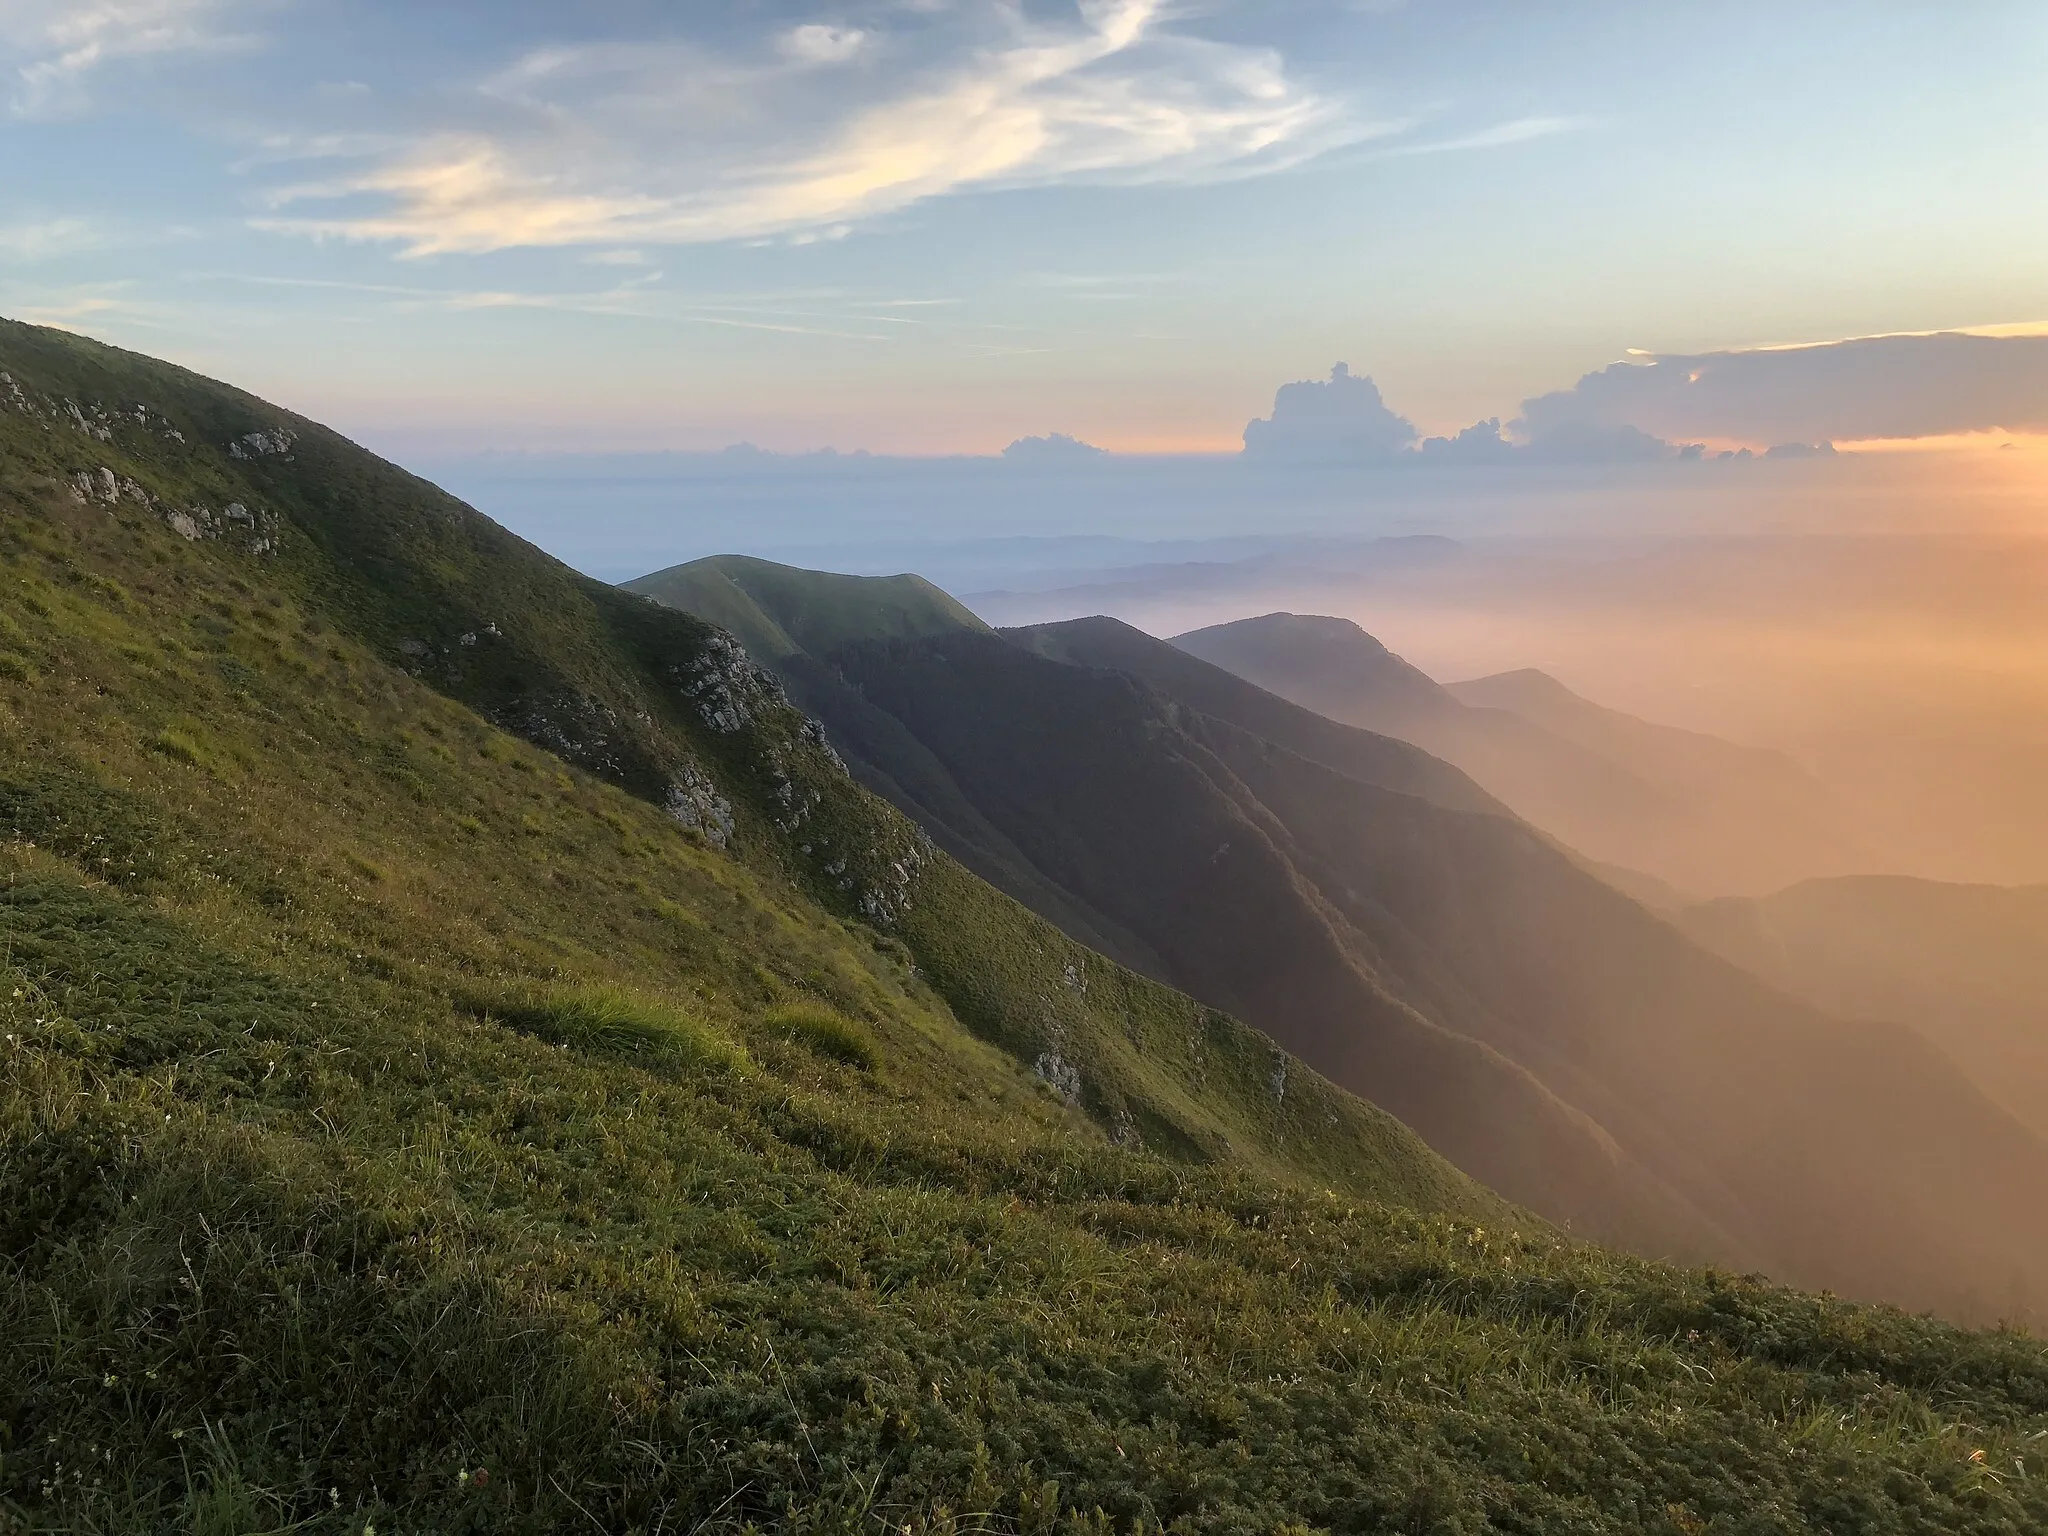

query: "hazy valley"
left=4, top=317, right=2047, bottom=1532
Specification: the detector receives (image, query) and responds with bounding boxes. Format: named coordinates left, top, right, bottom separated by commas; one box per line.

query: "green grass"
left=766, top=1000, right=882, bottom=1070
left=623, top=553, right=988, bottom=662
left=461, top=982, right=754, bottom=1072
left=0, top=315, right=2044, bottom=1534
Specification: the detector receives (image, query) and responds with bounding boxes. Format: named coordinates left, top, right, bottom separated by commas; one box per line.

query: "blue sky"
left=3, top=1, right=2045, bottom=454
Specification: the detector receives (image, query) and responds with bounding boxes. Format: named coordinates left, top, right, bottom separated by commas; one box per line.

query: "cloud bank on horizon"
left=1237, top=333, right=2048, bottom=466
left=1522, top=332, right=2048, bottom=448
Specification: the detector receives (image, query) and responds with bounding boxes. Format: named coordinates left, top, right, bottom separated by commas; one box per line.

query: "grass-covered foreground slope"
left=0, top=317, right=1464, bottom=1212
left=0, top=323, right=2042, bottom=1532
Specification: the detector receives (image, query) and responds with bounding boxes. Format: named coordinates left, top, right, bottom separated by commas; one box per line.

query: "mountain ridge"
left=6, top=318, right=2048, bottom=1532
left=1175, top=610, right=1864, bottom=895
left=626, top=552, right=989, bottom=661
left=1682, top=874, right=2048, bottom=1140
left=631, top=569, right=2048, bottom=1321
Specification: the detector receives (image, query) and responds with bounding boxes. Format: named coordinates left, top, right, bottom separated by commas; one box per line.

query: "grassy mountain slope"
left=811, top=631, right=1711, bottom=1257
left=0, top=321, right=1481, bottom=1210
left=1681, top=877, right=2048, bottom=1140
left=1, top=325, right=2046, bottom=1533
left=625, top=553, right=990, bottom=661
left=1176, top=613, right=1861, bottom=896
left=614, top=584, right=1695, bottom=1254
left=630, top=574, right=2048, bottom=1321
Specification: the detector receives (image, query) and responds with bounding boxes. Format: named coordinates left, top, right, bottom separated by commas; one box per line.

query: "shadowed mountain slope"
left=632, top=572, right=2048, bottom=1320
left=11, top=319, right=2046, bottom=1530
left=1682, top=876, right=2048, bottom=1140
left=1175, top=612, right=1862, bottom=896
left=1008, top=613, right=1507, bottom=818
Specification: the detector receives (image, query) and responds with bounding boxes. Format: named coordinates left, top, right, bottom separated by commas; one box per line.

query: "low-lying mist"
left=432, top=443, right=2048, bottom=894
left=997, top=532, right=2048, bottom=893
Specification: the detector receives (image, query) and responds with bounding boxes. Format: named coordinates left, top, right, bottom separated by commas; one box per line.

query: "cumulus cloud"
left=780, top=24, right=869, bottom=66
left=1242, top=362, right=1417, bottom=462
left=1, top=0, right=246, bottom=115
left=1418, top=410, right=1681, bottom=464
left=257, top=0, right=1378, bottom=255
left=1419, top=417, right=1516, bottom=462
left=1518, top=331, right=2048, bottom=446
left=1003, top=431, right=1105, bottom=463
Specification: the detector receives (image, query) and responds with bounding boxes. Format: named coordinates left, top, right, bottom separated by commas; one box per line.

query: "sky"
left=3, top=1, right=2047, bottom=455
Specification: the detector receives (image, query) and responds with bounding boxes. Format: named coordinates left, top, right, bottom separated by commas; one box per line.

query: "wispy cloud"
left=0, top=216, right=104, bottom=258
left=1379, top=114, right=1589, bottom=156
left=1, top=0, right=252, bottom=115
left=0, top=279, right=157, bottom=330
left=194, top=271, right=906, bottom=341
left=257, top=0, right=1381, bottom=255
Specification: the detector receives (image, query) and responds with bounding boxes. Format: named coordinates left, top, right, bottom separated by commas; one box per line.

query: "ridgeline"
left=2, top=319, right=2045, bottom=1534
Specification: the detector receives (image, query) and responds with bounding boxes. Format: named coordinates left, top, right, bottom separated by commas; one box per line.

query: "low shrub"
left=149, top=727, right=206, bottom=765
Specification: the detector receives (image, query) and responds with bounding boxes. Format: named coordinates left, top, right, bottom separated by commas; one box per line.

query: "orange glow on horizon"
left=1068, top=433, right=1242, bottom=456
left=1835, top=429, right=2048, bottom=458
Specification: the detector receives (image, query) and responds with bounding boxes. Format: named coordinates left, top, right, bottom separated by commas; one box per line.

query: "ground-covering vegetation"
left=1, top=318, right=2045, bottom=1532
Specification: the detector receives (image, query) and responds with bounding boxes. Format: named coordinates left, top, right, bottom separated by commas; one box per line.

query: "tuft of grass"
left=149, top=727, right=206, bottom=766
left=765, top=999, right=881, bottom=1070
left=459, top=983, right=751, bottom=1073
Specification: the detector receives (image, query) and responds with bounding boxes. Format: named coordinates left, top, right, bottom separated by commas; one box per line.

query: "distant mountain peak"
left=1181, top=611, right=1392, bottom=652
left=623, top=552, right=987, bottom=661
left=1452, top=666, right=1579, bottom=705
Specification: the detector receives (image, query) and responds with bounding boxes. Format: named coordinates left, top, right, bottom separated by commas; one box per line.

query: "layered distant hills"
left=1174, top=611, right=1865, bottom=898
left=632, top=556, right=2048, bottom=1321
left=1682, top=876, right=2048, bottom=1140
left=6, top=318, right=2047, bottom=1529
